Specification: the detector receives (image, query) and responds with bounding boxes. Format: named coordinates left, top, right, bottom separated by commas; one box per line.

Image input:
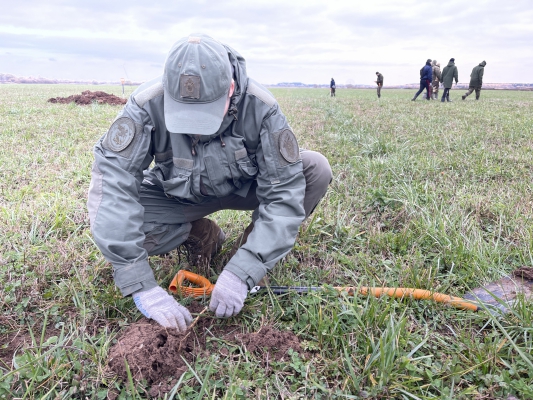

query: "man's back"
left=469, top=61, right=486, bottom=87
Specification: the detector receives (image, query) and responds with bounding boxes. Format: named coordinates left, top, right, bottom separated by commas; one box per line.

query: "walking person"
left=462, top=61, right=487, bottom=100
left=87, top=33, right=332, bottom=330
left=375, top=72, right=383, bottom=98
left=330, top=78, right=336, bottom=97
left=440, top=58, right=458, bottom=102
left=412, top=59, right=432, bottom=101
left=431, top=60, right=442, bottom=100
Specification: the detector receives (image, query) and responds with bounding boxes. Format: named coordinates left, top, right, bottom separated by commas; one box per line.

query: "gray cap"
left=163, top=34, right=232, bottom=135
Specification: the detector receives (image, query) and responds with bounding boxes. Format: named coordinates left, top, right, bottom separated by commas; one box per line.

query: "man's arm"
left=88, top=100, right=157, bottom=296
left=223, top=104, right=306, bottom=289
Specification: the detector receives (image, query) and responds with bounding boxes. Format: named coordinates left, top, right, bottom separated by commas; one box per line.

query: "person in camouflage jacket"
left=431, top=60, right=442, bottom=100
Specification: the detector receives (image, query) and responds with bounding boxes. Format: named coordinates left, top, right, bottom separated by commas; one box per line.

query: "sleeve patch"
left=103, top=117, right=135, bottom=152
left=279, top=129, right=300, bottom=163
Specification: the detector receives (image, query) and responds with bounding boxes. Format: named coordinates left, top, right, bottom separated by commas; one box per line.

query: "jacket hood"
left=479, top=61, right=486, bottom=67
left=447, top=61, right=455, bottom=66
left=222, top=43, right=248, bottom=107
left=432, top=60, right=437, bottom=66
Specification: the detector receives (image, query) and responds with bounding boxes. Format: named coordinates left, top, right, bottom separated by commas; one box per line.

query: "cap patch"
left=279, top=129, right=299, bottom=163
left=105, top=117, right=135, bottom=152
left=188, top=36, right=201, bottom=43
left=179, top=74, right=200, bottom=99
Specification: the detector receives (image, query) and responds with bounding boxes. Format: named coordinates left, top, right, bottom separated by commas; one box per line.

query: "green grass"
left=1, top=84, right=533, bottom=399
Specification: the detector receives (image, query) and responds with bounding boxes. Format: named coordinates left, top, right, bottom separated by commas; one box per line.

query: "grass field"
left=1, top=84, right=533, bottom=399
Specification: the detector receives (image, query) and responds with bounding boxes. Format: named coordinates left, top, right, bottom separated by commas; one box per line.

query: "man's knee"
left=301, top=150, right=332, bottom=216
left=142, top=222, right=191, bottom=256
left=302, top=150, right=333, bottom=188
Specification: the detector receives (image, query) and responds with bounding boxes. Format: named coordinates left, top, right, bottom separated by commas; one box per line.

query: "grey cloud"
left=3, top=1, right=324, bottom=34
left=330, top=1, right=531, bottom=38
left=0, top=32, right=166, bottom=62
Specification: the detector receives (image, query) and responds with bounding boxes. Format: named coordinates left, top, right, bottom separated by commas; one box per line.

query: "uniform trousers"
left=140, top=150, right=333, bottom=256
left=463, top=86, right=481, bottom=99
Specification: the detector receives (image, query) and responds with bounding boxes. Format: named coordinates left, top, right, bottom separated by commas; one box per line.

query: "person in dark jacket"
left=330, top=78, right=336, bottom=97
left=440, top=58, right=458, bottom=102
left=462, top=61, right=486, bottom=100
left=375, top=72, right=383, bottom=98
left=412, top=59, right=432, bottom=101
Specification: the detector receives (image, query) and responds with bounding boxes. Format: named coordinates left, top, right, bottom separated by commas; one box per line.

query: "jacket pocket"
left=205, top=155, right=234, bottom=197
left=231, top=152, right=258, bottom=188
left=158, top=158, right=194, bottom=198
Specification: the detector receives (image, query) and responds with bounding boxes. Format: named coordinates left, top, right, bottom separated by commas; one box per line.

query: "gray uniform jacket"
left=88, top=46, right=306, bottom=296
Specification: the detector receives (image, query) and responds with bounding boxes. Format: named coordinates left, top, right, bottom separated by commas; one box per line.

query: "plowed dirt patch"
left=48, top=90, right=126, bottom=105
left=107, top=303, right=304, bottom=397
left=513, top=266, right=533, bottom=280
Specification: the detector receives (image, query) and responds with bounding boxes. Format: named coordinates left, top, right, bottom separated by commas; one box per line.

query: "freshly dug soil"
left=107, top=302, right=304, bottom=396
left=513, top=266, right=533, bottom=280
left=48, top=90, right=126, bottom=105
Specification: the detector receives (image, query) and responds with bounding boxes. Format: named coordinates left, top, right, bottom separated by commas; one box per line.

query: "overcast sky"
left=1, top=0, right=532, bottom=85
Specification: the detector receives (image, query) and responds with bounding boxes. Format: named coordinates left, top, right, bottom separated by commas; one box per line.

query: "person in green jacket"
left=462, top=61, right=487, bottom=100
left=375, top=72, right=383, bottom=98
left=440, top=58, right=459, bottom=102
left=87, top=34, right=333, bottom=331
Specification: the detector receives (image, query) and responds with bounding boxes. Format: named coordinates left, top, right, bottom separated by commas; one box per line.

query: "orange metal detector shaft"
left=169, top=271, right=479, bottom=311
left=352, top=287, right=478, bottom=311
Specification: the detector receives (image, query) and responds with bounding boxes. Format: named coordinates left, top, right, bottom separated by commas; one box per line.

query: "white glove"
left=209, top=270, right=248, bottom=318
left=133, top=286, right=192, bottom=331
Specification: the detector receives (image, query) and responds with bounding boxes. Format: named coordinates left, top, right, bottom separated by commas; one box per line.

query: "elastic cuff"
left=113, top=259, right=158, bottom=297
left=225, top=257, right=266, bottom=290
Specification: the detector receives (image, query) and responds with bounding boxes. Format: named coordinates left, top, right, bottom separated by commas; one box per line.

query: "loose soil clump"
left=513, top=266, right=533, bottom=281
left=107, top=302, right=304, bottom=397
left=48, top=90, right=126, bottom=106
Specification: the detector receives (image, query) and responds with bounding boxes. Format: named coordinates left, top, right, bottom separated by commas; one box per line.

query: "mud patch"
left=513, top=266, right=533, bottom=281
left=48, top=90, right=126, bottom=106
left=107, top=303, right=304, bottom=396
left=464, top=270, right=533, bottom=313
left=224, top=325, right=302, bottom=364
left=0, top=315, right=63, bottom=369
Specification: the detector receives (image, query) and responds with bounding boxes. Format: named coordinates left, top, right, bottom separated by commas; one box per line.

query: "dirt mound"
left=48, top=90, right=126, bottom=106
left=513, top=266, right=533, bottom=280
left=107, top=302, right=304, bottom=396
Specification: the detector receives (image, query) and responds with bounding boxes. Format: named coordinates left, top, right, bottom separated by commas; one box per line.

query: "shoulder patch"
left=278, top=129, right=300, bottom=163
left=133, top=81, right=164, bottom=108
left=246, top=80, right=276, bottom=108
left=103, top=117, right=135, bottom=152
